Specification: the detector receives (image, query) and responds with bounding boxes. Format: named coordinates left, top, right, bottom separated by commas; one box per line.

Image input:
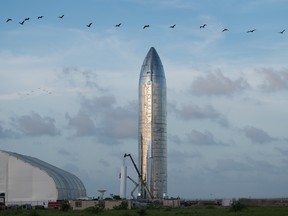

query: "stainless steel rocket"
left=138, top=47, right=167, bottom=199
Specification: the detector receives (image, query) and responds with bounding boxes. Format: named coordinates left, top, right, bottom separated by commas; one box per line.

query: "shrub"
left=113, top=201, right=128, bottom=210
left=60, top=202, right=70, bottom=212
left=230, top=201, right=246, bottom=212
left=85, top=204, right=104, bottom=214
left=113, top=195, right=121, bottom=200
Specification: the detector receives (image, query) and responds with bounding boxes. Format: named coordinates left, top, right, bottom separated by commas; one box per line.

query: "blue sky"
left=1, top=0, right=288, bottom=199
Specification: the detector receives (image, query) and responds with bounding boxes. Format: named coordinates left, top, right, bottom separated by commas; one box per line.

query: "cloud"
left=99, top=158, right=110, bottom=167
left=62, top=163, right=80, bottom=173
left=0, top=122, right=19, bottom=139
left=81, top=95, right=116, bottom=114
left=168, top=134, right=183, bottom=145
left=11, top=112, right=60, bottom=137
left=66, top=112, right=97, bottom=137
left=66, top=95, right=138, bottom=144
left=206, top=157, right=282, bottom=180
left=168, top=150, right=202, bottom=164
left=190, top=71, right=250, bottom=96
left=170, top=103, right=229, bottom=126
left=58, top=149, right=72, bottom=157
left=242, top=125, right=278, bottom=144
left=185, top=129, right=229, bottom=146
left=217, top=157, right=282, bottom=176
left=210, top=158, right=254, bottom=174
left=59, top=67, right=106, bottom=91
left=82, top=96, right=138, bottom=140
left=258, top=68, right=288, bottom=92
left=275, top=147, right=288, bottom=156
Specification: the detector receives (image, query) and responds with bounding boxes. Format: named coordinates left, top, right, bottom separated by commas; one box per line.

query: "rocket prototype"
left=138, top=47, right=167, bottom=199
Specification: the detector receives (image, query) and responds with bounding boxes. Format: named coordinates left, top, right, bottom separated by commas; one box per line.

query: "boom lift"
left=124, top=153, right=153, bottom=201
left=127, top=175, right=138, bottom=200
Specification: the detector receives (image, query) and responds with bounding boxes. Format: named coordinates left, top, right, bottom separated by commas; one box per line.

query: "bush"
left=113, top=195, right=121, bottom=200
left=60, top=202, right=70, bottom=212
left=230, top=201, right=246, bottom=212
left=113, top=201, right=128, bottom=210
left=85, top=204, right=104, bottom=214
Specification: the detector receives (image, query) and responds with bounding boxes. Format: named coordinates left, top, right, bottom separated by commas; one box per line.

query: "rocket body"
left=138, top=47, right=167, bottom=199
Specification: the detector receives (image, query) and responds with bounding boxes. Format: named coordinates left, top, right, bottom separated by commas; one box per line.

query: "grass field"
left=1, top=206, right=288, bottom=216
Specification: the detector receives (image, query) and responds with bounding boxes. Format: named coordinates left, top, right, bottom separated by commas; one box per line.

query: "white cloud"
left=258, top=68, right=288, bottom=92
left=65, top=95, right=138, bottom=144
left=66, top=112, right=97, bottom=137
left=0, top=122, right=19, bottom=139
left=190, top=71, right=250, bottom=96
left=170, top=103, right=229, bottom=127
left=10, top=112, right=60, bottom=137
left=242, top=126, right=278, bottom=144
left=185, top=129, right=229, bottom=146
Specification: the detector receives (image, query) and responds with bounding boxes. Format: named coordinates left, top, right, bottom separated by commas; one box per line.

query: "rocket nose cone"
left=148, top=47, right=156, bottom=54
left=144, top=47, right=161, bottom=66
left=140, top=47, right=165, bottom=78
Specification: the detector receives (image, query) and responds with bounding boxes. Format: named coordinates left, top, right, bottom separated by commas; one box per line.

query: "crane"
left=124, top=153, right=153, bottom=201
left=127, top=175, right=138, bottom=200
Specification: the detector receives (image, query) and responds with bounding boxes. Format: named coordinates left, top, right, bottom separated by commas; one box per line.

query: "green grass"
left=0, top=206, right=288, bottom=216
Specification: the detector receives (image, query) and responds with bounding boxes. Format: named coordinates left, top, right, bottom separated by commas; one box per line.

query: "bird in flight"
left=19, top=20, right=25, bottom=25
left=38, top=16, right=44, bottom=19
left=279, top=29, right=285, bottom=34
left=86, top=23, right=92, bottom=27
left=143, top=25, right=150, bottom=29
left=24, top=18, right=30, bottom=21
left=169, top=24, right=176, bottom=28
left=247, top=29, right=256, bottom=33
left=58, top=15, right=64, bottom=19
left=6, top=18, right=12, bottom=23
left=115, top=23, right=121, bottom=27
left=222, top=28, right=229, bottom=32
left=200, top=24, right=207, bottom=28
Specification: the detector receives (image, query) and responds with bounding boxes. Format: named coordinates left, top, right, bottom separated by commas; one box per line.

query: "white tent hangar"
left=0, top=150, right=86, bottom=203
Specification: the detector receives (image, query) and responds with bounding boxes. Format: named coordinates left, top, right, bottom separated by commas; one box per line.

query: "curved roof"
left=1, top=150, right=86, bottom=200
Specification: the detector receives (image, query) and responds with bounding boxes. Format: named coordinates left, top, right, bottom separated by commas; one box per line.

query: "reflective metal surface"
left=138, top=47, right=167, bottom=199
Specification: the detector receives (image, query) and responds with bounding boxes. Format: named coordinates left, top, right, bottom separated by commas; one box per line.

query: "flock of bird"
left=18, top=87, right=52, bottom=99
left=3, top=15, right=286, bottom=34
left=5, top=15, right=63, bottom=25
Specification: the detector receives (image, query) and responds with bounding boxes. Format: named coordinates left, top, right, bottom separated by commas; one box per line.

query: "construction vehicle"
left=124, top=153, right=153, bottom=201
left=127, top=175, right=139, bottom=200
